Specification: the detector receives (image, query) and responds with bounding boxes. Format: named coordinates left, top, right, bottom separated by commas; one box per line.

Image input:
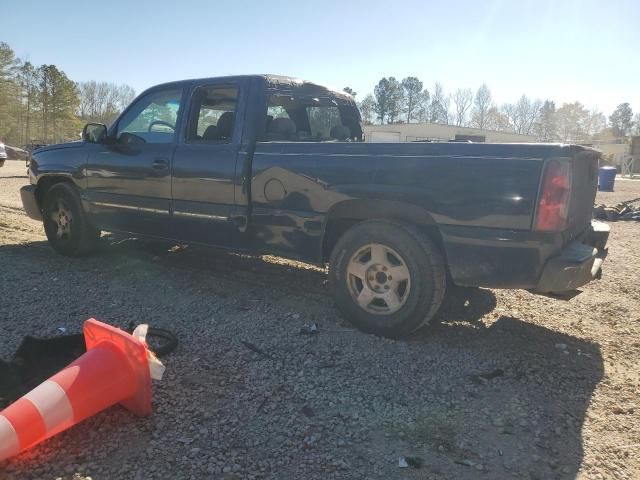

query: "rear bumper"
left=20, top=185, right=42, bottom=221
left=533, top=220, right=609, bottom=293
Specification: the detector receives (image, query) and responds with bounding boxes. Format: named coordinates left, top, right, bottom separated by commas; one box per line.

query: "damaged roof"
left=143, top=75, right=354, bottom=102
left=262, top=74, right=353, bottom=100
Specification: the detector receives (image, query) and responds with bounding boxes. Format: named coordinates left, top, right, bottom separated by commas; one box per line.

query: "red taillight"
left=535, top=159, right=572, bottom=231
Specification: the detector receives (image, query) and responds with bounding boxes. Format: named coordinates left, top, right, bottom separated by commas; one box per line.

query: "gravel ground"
left=0, top=160, right=639, bottom=480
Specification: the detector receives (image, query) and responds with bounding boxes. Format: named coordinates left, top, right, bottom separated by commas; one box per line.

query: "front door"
left=170, top=81, right=246, bottom=247
left=85, top=86, right=185, bottom=236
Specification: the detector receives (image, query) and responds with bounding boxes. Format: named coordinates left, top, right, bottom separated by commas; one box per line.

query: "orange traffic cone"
left=0, top=319, right=163, bottom=462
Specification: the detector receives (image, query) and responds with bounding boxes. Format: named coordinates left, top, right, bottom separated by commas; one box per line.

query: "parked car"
left=0, top=141, right=7, bottom=167
left=20, top=75, right=609, bottom=337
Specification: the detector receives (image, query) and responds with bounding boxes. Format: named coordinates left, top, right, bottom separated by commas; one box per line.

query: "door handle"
left=151, top=158, right=169, bottom=170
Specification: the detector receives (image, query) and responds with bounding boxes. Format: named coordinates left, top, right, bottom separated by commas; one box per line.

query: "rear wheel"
left=42, top=183, right=100, bottom=256
left=329, top=220, right=446, bottom=338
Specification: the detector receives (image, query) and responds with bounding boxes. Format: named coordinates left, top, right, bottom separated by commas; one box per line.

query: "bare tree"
left=452, top=88, right=473, bottom=126
left=116, top=85, right=136, bottom=112
left=584, top=108, right=607, bottom=138
left=414, top=90, right=430, bottom=123
left=501, top=95, right=541, bottom=135
left=429, top=82, right=449, bottom=124
left=358, top=94, right=376, bottom=125
left=470, top=84, right=492, bottom=129
left=609, top=103, right=633, bottom=138
left=501, top=103, right=517, bottom=132
left=516, top=95, right=542, bottom=135
left=485, top=106, right=510, bottom=131
left=77, top=81, right=136, bottom=125
left=535, top=100, right=558, bottom=141
left=556, top=102, right=590, bottom=143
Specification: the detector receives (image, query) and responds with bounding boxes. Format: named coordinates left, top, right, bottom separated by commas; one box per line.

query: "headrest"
left=217, top=111, right=235, bottom=138
left=330, top=125, right=351, bottom=140
left=269, top=117, right=296, bottom=140
left=202, top=125, right=219, bottom=140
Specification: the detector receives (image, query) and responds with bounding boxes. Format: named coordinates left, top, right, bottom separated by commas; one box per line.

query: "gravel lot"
left=1, top=160, right=639, bottom=480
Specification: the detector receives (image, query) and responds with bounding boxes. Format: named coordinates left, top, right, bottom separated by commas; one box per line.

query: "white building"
left=363, top=122, right=536, bottom=143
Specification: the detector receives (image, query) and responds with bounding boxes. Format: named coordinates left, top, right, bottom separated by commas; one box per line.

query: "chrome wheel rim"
left=346, top=243, right=411, bottom=315
left=50, top=199, right=73, bottom=241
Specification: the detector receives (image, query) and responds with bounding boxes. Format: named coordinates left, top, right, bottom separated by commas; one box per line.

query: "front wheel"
left=42, top=183, right=100, bottom=257
left=329, top=220, right=446, bottom=338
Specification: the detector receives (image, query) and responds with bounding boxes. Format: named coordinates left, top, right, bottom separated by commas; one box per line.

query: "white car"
left=0, top=141, right=7, bottom=167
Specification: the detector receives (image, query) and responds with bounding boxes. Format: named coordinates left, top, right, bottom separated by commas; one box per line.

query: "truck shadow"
left=97, top=236, right=498, bottom=323
left=405, top=316, right=603, bottom=479
left=434, top=286, right=497, bottom=324
left=0, top=237, right=603, bottom=479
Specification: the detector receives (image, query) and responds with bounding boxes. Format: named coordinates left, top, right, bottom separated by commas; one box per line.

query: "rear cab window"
left=259, top=84, right=362, bottom=142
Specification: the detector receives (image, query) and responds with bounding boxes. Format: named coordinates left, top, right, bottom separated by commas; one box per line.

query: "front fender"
left=30, top=142, right=88, bottom=189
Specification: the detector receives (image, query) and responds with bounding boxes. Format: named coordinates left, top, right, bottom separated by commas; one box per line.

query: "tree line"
left=2, top=39, right=637, bottom=147
left=0, top=42, right=136, bottom=147
left=345, top=77, right=639, bottom=143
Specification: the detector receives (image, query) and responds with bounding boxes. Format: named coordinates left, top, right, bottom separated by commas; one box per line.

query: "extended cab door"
left=170, top=79, right=249, bottom=247
left=85, top=86, right=185, bottom=236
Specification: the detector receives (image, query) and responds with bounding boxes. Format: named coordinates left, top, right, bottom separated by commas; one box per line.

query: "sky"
left=2, top=0, right=639, bottom=116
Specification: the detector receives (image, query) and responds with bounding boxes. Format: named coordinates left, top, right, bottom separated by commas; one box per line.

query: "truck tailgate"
left=565, top=147, right=599, bottom=242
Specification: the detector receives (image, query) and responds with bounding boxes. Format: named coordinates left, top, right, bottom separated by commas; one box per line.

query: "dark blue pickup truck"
left=21, top=75, right=608, bottom=337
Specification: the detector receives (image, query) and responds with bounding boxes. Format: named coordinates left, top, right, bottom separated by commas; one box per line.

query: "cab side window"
left=187, top=85, right=238, bottom=143
left=116, top=88, right=183, bottom=144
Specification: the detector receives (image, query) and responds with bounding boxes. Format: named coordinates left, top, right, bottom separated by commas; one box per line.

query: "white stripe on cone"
left=24, top=380, right=74, bottom=436
left=0, top=415, right=20, bottom=460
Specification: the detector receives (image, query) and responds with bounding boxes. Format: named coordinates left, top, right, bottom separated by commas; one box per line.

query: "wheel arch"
left=35, top=174, right=76, bottom=207
left=321, top=198, right=446, bottom=264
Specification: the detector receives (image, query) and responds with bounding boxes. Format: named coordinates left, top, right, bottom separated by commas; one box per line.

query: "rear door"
left=170, top=79, right=248, bottom=247
left=86, top=86, right=185, bottom=236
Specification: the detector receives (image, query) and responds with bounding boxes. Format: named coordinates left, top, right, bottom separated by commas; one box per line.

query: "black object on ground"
left=240, top=340, right=272, bottom=359
left=299, top=323, right=318, bottom=335
left=593, top=197, right=640, bottom=221
left=0, top=326, right=178, bottom=408
left=469, top=368, right=505, bottom=384
left=404, top=456, right=424, bottom=468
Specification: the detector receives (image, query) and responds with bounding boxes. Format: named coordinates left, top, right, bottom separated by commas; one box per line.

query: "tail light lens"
left=535, top=159, right=572, bottom=231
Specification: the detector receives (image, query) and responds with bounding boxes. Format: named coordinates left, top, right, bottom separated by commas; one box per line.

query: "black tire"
left=329, top=219, right=446, bottom=338
left=42, top=183, right=100, bottom=257
left=146, top=327, right=179, bottom=357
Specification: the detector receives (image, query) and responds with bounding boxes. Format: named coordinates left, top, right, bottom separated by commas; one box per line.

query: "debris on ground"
left=404, top=456, right=424, bottom=468
left=240, top=340, right=271, bottom=358
left=0, top=324, right=177, bottom=407
left=299, top=322, right=319, bottom=335
left=398, top=456, right=423, bottom=469
left=469, top=368, right=504, bottom=384
left=593, top=197, right=640, bottom=221
left=0, top=319, right=164, bottom=462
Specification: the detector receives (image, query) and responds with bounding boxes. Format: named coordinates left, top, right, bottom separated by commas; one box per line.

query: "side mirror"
left=82, top=123, right=108, bottom=144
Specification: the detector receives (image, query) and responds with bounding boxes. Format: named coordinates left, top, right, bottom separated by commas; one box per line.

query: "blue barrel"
left=598, top=166, right=617, bottom=191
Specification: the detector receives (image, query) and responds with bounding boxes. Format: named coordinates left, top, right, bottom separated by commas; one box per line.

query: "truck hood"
left=33, top=141, right=83, bottom=155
